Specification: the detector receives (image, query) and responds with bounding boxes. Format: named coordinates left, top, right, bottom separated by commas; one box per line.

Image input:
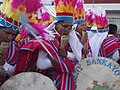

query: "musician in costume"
left=0, top=0, right=45, bottom=85
left=72, top=0, right=89, bottom=59
left=3, top=1, right=52, bottom=77
left=88, top=8, right=109, bottom=58
left=3, top=27, right=30, bottom=77
left=13, top=0, right=77, bottom=90
left=81, top=8, right=120, bottom=61
left=0, top=0, right=23, bottom=85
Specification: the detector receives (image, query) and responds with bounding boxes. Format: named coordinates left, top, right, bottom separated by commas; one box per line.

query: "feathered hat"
left=0, top=0, right=43, bottom=31
left=88, top=8, right=109, bottom=57
left=85, top=9, right=95, bottom=28
left=37, top=9, right=52, bottom=26
left=54, top=0, right=77, bottom=21
left=94, top=7, right=108, bottom=33
left=73, top=0, right=85, bottom=24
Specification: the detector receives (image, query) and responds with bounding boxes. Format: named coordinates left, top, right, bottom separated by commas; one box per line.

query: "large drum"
left=74, top=57, right=120, bottom=90
left=0, top=72, right=57, bottom=90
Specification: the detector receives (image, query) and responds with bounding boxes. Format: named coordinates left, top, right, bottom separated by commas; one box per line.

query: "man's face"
left=55, top=20, right=73, bottom=36
left=0, top=27, right=18, bottom=43
left=76, top=22, right=87, bottom=34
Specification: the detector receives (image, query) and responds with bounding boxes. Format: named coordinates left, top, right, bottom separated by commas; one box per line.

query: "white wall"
left=85, top=4, right=120, bottom=11
left=107, top=12, right=120, bottom=18
left=106, top=11, right=120, bottom=28
left=41, top=0, right=53, bottom=5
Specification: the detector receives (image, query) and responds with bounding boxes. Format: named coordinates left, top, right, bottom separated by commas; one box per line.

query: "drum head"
left=74, top=57, right=120, bottom=90
left=0, top=72, right=57, bottom=90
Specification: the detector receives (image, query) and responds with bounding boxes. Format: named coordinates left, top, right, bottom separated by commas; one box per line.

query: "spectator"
left=99, top=24, right=120, bottom=62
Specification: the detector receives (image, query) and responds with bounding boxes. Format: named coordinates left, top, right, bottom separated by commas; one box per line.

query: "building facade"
left=84, top=0, right=120, bottom=28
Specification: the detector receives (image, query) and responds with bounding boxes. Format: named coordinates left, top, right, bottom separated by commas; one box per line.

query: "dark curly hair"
left=108, top=24, right=117, bottom=34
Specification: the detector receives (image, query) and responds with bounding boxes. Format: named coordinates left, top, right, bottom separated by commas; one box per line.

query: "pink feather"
left=71, top=0, right=77, bottom=7
left=62, top=0, right=67, bottom=6
left=11, top=0, right=43, bottom=13
left=25, top=0, right=43, bottom=13
left=20, top=25, right=29, bottom=39
left=11, top=0, right=24, bottom=9
left=39, top=9, right=50, bottom=21
left=41, top=12, right=50, bottom=21
left=29, top=22, right=48, bottom=37
left=94, top=13, right=108, bottom=29
left=76, top=0, right=84, bottom=13
left=54, top=0, right=59, bottom=6
left=85, top=9, right=94, bottom=26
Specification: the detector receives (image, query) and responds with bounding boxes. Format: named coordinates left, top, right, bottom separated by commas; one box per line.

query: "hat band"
left=98, top=28, right=109, bottom=33
left=86, top=28, right=91, bottom=31
left=0, top=17, right=19, bottom=31
left=74, top=19, right=85, bottom=24
left=1, top=13, right=20, bottom=26
left=56, top=16, right=73, bottom=21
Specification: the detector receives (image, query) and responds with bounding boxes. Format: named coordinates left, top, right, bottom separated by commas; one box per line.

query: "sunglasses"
left=59, top=23, right=75, bottom=30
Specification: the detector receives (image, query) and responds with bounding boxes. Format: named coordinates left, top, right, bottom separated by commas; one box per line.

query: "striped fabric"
left=4, top=39, right=29, bottom=66
left=5, top=41, right=19, bottom=66
left=85, top=39, right=92, bottom=57
left=50, top=35, right=75, bottom=90
left=98, top=36, right=120, bottom=58
left=13, top=36, right=75, bottom=90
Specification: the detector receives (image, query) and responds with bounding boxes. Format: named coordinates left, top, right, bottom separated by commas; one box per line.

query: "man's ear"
left=55, top=23, right=59, bottom=30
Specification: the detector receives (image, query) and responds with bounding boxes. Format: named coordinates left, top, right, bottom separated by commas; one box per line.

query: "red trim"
left=98, top=27, right=109, bottom=30
left=1, top=13, right=21, bottom=26
left=74, top=16, right=84, bottom=20
left=56, top=12, right=73, bottom=16
left=85, top=0, right=120, bottom=4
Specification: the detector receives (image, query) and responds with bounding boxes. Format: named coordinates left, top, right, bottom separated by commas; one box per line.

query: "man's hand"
left=48, top=55, right=58, bottom=68
left=58, top=49, right=67, bottom=57
left=81, top=32, right=88, bottom=46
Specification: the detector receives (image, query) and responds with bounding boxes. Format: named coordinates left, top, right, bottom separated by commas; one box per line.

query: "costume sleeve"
left=69, top=30, right=83, bottom=62
left=2, top=62, right=15, bottom=76
left=111, top=50, right=120, bottom=61
left=36, top=50, right=53, bottom=70
left=67, top=51, right=76, bottom=61
left=5, top=41, right=18, bottom=66
left=13, top=50, right=35, bottom=75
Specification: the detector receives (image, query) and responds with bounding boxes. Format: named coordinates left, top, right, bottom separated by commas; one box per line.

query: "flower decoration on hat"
left=54, top=0, right=77, bottom=21
left=73, top=0, right=85, bottom=24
